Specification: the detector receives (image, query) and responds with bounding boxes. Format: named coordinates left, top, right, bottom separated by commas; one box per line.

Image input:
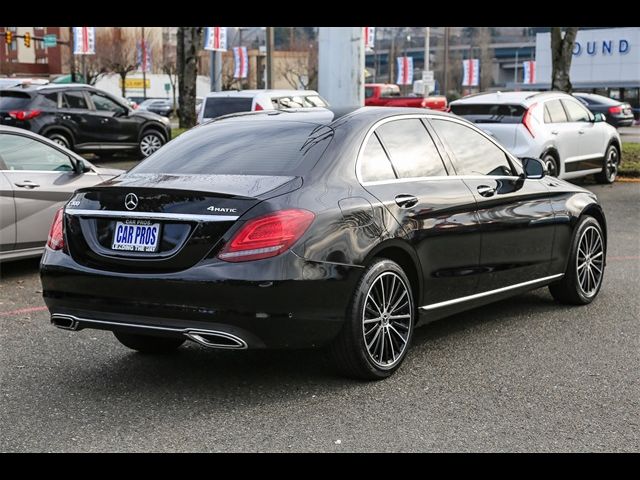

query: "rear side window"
left=365, top=87, right=374, bottom=98
left=450, top=103, right=526, bottom=124
left=39, top=92, right=59, bottom=108
left=544, top=100, right=568, bottom=123
left=0, top=91, right=33, bottom=110
left=431, top=119, right=514, bottom=177
left=62, top=91, right=88, bottom=110
left=131, top=120, right=327, bottom=176
left=562, top=99, right=593, bottom=122
left=360, top=133, right=396, bottom=183
left=375, top=119, right=447, bottom=178
left=203, top=97, right=252, bottom=118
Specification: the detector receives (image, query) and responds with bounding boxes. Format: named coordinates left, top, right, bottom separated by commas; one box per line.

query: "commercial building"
left=0, top=27, right=68, bottom=77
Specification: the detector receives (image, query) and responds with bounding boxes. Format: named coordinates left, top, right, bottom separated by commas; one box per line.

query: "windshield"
left=131, top=119, right=330, bottom=176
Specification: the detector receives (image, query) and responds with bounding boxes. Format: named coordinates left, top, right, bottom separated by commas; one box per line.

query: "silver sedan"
left=0, top=126, right=123, bottom=262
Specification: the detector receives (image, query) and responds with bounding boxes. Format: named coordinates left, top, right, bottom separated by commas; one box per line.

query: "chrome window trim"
left=355, top=113, right=522, bottom=186
left=65, top=208, right=238, bottom=222
left=361, top=174, right=523, bottom=187
left=419, top=273, right=564, bottom=311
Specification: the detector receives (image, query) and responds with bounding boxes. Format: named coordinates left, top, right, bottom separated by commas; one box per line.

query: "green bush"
left=621, top=143, right=640, bottom=178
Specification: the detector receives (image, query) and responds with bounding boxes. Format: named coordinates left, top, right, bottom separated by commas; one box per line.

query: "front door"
left=430, top=117, right=556, bottom=292
left=86, top=90, right=139, bottom=144
left=0, top=132, right=101, bottom=250
left=358, top=117, right=481, bottom=306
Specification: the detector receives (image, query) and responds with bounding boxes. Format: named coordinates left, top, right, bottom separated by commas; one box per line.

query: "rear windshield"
left=450, top=103, right=526, bottom=124
left=131, top=119, right=327, bottom=176
left=0, top=91, right=33, bottom=110
left=203, top=97, right=253, bottom=118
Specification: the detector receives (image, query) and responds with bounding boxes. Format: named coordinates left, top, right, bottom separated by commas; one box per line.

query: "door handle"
left=100, top=118, right=109, bottom=124
left=61, top=115, right=71, bottom=120
left=395, top=194, right=418, bottom=208
left=578, top=130, right=585, bottom=134
left=14, top=181, right=40, bottom=189
left=551, top=130, right=559, bottom=135
left=476, top=185, right=496, bottom=197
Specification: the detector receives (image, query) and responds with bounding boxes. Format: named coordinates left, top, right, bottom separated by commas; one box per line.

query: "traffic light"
left=24, top=32, right=30, bottom=48
left=5, top=31, right=12, bottom=45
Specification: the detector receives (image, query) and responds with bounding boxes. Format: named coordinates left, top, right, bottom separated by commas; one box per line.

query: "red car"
left=365, top=83, right=447, bottom=111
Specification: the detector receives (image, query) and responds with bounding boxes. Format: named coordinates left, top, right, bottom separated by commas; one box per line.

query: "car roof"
left=451, top=90, right=573, bottom=106
left=203, top=89, right=321, bottom=99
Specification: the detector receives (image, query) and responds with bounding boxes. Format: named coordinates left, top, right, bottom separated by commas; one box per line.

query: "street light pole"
left=69, top=26, right=76, bottom=82
left=266, top=26, right=274, bottom=88
left=141, top=26, right=147, bottom=99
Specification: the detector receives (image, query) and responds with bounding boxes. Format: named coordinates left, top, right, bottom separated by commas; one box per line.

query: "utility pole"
left=69, top=26, right=76, bottom=82
left=389, top=32, right=395, bottom=84
left=424, top=27, right=430, bottom=72
left=266, top=26, right=274, bottom=88
left=141, top=26, right=147, bottom=99
left=514, top=49, right=519, bottom=86
left=443, top=26, right=450, bottom=96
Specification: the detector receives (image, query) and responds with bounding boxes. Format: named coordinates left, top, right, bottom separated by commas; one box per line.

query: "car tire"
left=541, top=152, right=559, bottom=178
left=113, top=331, right=185, bottom=354
left=328, top=258, right=415, bottom=380
left=549, top=216, right=605, bottom=305
left=138, top=130, right=165, bottom=158
left=594, top=144, right=619, bottom=184
left=47, top=132, right=71, bottom=150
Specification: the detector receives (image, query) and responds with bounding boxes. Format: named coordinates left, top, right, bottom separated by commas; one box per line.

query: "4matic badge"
left=207, top=206, right=237, bottom=213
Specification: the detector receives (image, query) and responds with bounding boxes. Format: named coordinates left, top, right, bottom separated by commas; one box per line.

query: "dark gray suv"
left=0, top=84, right=171, bottom=159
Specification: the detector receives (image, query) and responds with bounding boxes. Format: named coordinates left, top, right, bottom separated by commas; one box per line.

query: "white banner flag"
left=364, top=27, right=375, bottom=50
left=233, top=46, right=248, bottom=79
left=396, top=56, right=414, bottom=85
left=523, top=60, right=536, bottom=84
left=204, top=27, right=227, bottom=51
left=462, top=58, right=479, bottom=86
left=73, top=27, right=95, bottom=55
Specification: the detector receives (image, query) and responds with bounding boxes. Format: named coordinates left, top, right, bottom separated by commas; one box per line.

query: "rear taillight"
left=608, top=105, right=623, bottom=115
left=8, top=110, right=41, bottom=121
left=46, top=208, right=64, bottom=251
left=218, top=209, right=314, bottom=262
left=254, top=103, right=264, bottom=111
left=522, top=102, right=537, bottom=137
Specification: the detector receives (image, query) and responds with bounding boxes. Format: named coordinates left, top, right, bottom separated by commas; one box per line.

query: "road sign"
left=164, top=83, right=171, bottom=93
left=422, top=70, right=434, bottom=83
left=43, top=34, right=57, bottom=48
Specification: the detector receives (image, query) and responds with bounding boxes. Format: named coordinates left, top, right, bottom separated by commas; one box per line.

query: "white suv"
left=197, top=89, right=329, bottom=124
left=450, top=91, right=622, bottom=183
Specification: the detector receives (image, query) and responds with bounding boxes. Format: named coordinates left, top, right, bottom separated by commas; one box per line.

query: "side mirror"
left=521, top=157, right=546, bottom=180
left=74, top=159, right=92, bottom=174
left=593, top=112, right=606, bottom=123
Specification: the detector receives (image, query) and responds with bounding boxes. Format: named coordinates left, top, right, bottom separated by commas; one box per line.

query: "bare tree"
left=177, top=27, right=203, bottom=128
left=275, top=36, right=317, bottom=90
left=103, top=28, right=137, bottom=97
left=551, top=27, right=579, bottom=92
left=161, top=53, right=179, bottom=113
left=82, top=28, right=112, bottom=85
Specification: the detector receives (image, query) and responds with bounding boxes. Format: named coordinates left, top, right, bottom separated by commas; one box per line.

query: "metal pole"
left=266, top=26, right=274, bottom=88
left=443, top=26, right=449, bottom=96
left=514, top=49, right=519, bottom=86
left=81, top=55, right=86, bottom=83
left=142, top=26, right=147, bottom=99
left=389, top=32, right=395, bottom=83
left=69, top=27, right=76, bottom=82
left=424, top=26, right=430, bottom=72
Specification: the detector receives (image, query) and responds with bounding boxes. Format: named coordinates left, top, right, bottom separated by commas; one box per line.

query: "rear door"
left=58, top=90, right=95, bottom=145
left=542, top=98, right=578, bottom=166
left=429, top=117, right=555, bottom=292
left=358, top=116, right=481, bottom=306
left=0, top=132, right=101, bottom=250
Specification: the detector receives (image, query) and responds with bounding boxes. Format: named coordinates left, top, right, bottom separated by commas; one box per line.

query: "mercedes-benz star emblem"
left=124, top=193, right=139, bottom=211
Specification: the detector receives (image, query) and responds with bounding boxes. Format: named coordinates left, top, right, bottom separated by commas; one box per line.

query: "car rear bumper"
left=40, top=249, right=363, bottom=349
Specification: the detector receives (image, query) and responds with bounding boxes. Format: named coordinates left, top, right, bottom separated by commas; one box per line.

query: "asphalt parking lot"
left=0, top=180, right=638, bottom=452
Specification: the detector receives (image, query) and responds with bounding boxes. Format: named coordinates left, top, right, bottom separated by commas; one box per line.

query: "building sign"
left=535, top=28, right=640, bottom=87
left=396, top=56, right=413, bottom=85
left=462, top=58, right=479, bottom=86
left=73, top=27, right=95, bottom=55
left=119, top=78, right=151, bottom=89
left=204, top=27, right=227, bottom=51
left=523, top=61, right=536, bottom=84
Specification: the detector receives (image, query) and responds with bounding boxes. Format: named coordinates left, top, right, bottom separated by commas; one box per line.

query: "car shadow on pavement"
left=0, top=258, right=41, bottom=280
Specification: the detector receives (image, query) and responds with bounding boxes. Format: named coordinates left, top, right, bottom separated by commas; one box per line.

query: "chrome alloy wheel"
left=362, top=271, right=412, bottom=369
left=140, top=133, right=163, bottom=157
left=576, top=225, right=604, bottom=297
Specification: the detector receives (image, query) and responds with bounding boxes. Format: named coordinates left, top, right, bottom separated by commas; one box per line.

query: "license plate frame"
left=111, top=219, right=161, bottom=253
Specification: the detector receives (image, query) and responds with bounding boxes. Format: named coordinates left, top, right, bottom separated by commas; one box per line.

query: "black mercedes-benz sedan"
left=40, top=107, right=607, bottom=380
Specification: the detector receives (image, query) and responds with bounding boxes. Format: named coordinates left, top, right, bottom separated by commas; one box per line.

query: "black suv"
left=0, top=84, right=171, bottom=158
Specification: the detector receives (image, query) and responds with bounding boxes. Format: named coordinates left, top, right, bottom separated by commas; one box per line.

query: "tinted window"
left=562, top=99, right=593, bottom=122
left=381, top=86, right=400, bottom=98
left=450, top=103, right=526, bottom=124
left=89, top=92, right=125, bottom=113
left=544, top=100, right=568, bottom=123
left=131, top=120, right=326, bottom=176
left=365, top=87, right=374, bottom=99
left=0, top=134, right=74, bottom=172
left=62, top=91, right=88, bottom=109
left=305, top=95, right=327, bottom=107
left=432, top=119, right=513, bottom=176
left=376, top=119, right=447, bottom=178
left=0, top=91, right=32, bottom=109
left=40, top=92, right=58, bottom=108
left=203, top=97, right=252, bottom=118
left=360, top=133, right=396, bottom=182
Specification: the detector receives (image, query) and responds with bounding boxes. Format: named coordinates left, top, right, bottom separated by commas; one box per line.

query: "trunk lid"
left=64, top=173, right=301, bottom=272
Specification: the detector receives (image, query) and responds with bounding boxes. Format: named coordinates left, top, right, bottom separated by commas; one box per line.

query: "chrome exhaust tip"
left=51, top=314, right=79, bottom=331
left=185, top=330, right=247, bottom=349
